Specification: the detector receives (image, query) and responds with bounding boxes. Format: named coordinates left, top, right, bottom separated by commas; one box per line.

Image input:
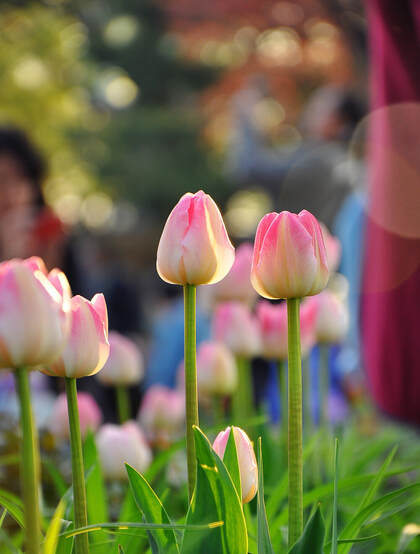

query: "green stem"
left=116, top=385, right=130, bottom=423
left=319, top=344, right=330, bottom=427
left=287, top=298, right=303, bottom=548
left=15, top=368, right=41, bottom=554
left=65, top=377, right=89, bottom=554
left=184, top=284, right=199, bottom=501
left=303, top=357, right=313, bottom=437
left=278, top=360, right=288, bottom=447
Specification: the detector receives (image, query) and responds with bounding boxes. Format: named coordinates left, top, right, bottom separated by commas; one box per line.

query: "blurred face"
left=0, top=154, right=35, bottom=215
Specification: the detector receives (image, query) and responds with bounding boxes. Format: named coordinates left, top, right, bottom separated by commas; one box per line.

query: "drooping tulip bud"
left=96, top=331, right=143, bottom=386
left=213, top=426, right=258, bottom=503
left=49, top=392, right=102, bottom=440
left=251, top=210, right=329, bottom=299
left=43, top=294, right=109, bottom=378
left=197, top=341, right=237, bottom=396
left=315, top=290, right=349, bottom=344
left=212, top=302, right=260, bottom=358
left=207, top=243, right=257, bottom=306
left=156, top=191, right=235, bottom=286
left=96, top=421, right=152, bottom=480
left=320, top=223, right=341, bottom=274
left=138, top=386, right=185, bottom=448
left=0, top=258, right=71, bottom=369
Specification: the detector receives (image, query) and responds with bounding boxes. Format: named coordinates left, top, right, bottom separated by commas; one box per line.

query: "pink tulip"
left=138, top=386, right=185, bottom=448
left=207, top=243, right=257, bottom=306
left=251, top=210, right=329, bottom=299
left=96, top=331, right=143, bottom=386
left=156, top=191, right=235, bottom=286
left=315, top=290, right=349, bottom=344
left=0, top=257, right=71, bottom=368
left=49, top=392, right=102, bottom=440
left=196, top=341, right=237, bottom=396
left=213, top=426, right=258, bottom=503
left=212, top=302, right=260, bottom=357
left=97, top=421, right=152, bottom=480
left=320, top=223, right=341, bottom=274
left=44, top=294, right=109, bottom=379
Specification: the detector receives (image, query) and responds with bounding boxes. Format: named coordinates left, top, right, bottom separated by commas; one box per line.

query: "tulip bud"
left=138, top=386, right=185, bottom=448
left=212, top=302, right=260, bottom=358
left=0, top=258, right=70, bottom=369
left=320, top=223, right=341, bottom=274
left=257, top=301, right=288, bottom=360
left=213, top=426, right=258, bottom=503
left=251, top=210, right=329, bottom=299
left=49, top=392, right=102, bottom=440
left=207, top=243, right=257, bottom=306
left=44, top=294, right=109, bottom=379
left=96, top=331, right=143, bottom=386
left=156, top=191, right=235, bottom=286
left=197, top=341, right=237, bottom=396
left=96, top=421, right=152, bottom=480
left=315, top=290, right=349, bottom=344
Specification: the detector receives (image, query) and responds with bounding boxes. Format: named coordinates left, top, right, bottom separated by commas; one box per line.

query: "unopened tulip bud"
left=97, top=421, right=152, bottom=480
left=315, top=290, right=349, bottom=344
left=44, top=294, right=110, bottom=379
left=197, top=341, right=237, bottom=396
left=49, top=392, right=102, bottom=440
left=320, top=223, right=341, bottom=274
left=138, top=386, right=185, bottom=448
left=212, top=302, right=260, bottom=357
left=0, top=258, right=70, bottom=368
left=251, top=210, right=329, bottom=299
left=213, top=426, right=258, bottom=503
left=96, top=332, right=143, bottom=386
left=157, top=191, right=235, bottom=286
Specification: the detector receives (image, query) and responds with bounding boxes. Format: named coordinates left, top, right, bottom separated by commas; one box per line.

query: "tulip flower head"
left=0, top=257, right=71, bottom=369
left=213, top=426, right=258, bottom=503
left=212, top=301, right=260, bottom=357
left=49, top=392, right=102, bottom=440
left=251, top=210, right=329, bottom=299
left=96, top=331, right=144, bottom=386
left=156, top=191, right=235, bottom=286
left=138, top=385, right=185, bottom=448
left=257, top=301, right=288, bottom=360
left=315, top=290, right=349, bottom=344
left=44, top=293, right=109, bottom=379
left=197, top=341, right=237, bottom=396
left=97, top=421, right=152, bottom=480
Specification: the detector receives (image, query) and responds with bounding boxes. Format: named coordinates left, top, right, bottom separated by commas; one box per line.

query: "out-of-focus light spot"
left=271, top=2, right=304, bottom=26
left=257, top=28, right=302, bottom=67
left=328, top=273, right=349, bottom=300
left=306, top=19, right=338, bottom=40
left=60, top=22, right=88, bottom=51
left=233, top=26, right=258, bottom=50
left=103, top=15, right=140, bottom=47
left=81, top=193, right=113, bottom=229
left=105, top=201, right=139, bottom=233
left=253, top=99, right=285, bottom=131
left=13, top=57, right=50, bottom=89
left=54, top=194, right=82, bottom=225
left=402, top=524, right=420, bottom=536
left=104, top=75, right=139, bottom=108
left=225, top=190, right=272, bottom=238
left=200, top=41, right=246, bottom=67
left=306, top=37, right=338, bottom=65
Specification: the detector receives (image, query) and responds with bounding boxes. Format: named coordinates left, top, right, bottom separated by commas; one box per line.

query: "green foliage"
left=256, top=437, right=274, bottom=554
left=288, top=507, right=325, bottom=554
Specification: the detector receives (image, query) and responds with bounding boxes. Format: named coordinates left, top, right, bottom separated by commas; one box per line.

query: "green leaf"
left=222, top=428, right=241, bottom=499
left=288, top=506, right=325, bottom=554
left=337, top=482, right=420, bottom=554
left=115, top=487, right=148, bottom=554
left=332, top=438, right=339, bottom=554
left=181, top=426, right=247, bottom=554
left=83, top=431, right=108, bottom=524
left=125, top=463, right=179, bottom=554
left=44, top=500, right=65, bottom=554
left=0, top=491, right=24, bottom=528
left=256, top=437, right=274, bottom=554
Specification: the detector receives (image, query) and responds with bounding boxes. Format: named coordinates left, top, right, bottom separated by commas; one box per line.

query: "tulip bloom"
left=320, top=223, right=342, bottom=274
left=156, top=190, right=235, bottom=286
left=212, top=302, right=260, bottom=358
left=97, top=421, right=152, bottom=480
left=207, top=242, right=257, bottom=306
left=96, top=332, right=143, bottom=386
left=49, top=392, right=102, bottom=440
left=0, top=258, right=70, bottom=369
left=315, top=290, right=349, bottom=344
left=251, top=210, right=329, bottom=300
left=257, top=301, right=288, bottom=360
left=213, top=426, right=258, bottom=503
left=197, top=341, right=237, bottom=397
left=138, top=386, right=185, bottom=448
left=44, top=294, right=109, bottom=379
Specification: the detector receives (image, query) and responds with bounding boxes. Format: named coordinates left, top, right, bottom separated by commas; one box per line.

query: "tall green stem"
left=184, top=284, right=198, bottom=501
left=65, top=377, right=89, bottom=554
left=319, top=344, right=330, bottom=427
left=116, top=385, right=130, bottom=423
left=287, top=298, right=303, bottom=547
left=277, top=360, right=288, bottom=446
left=303, top=357, right=313, bottom=437
left=15, top=368, right=41, bottom=554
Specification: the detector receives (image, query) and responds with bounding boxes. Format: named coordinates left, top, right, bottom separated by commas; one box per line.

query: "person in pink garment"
left=362, top=0, right=420, bottom=425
